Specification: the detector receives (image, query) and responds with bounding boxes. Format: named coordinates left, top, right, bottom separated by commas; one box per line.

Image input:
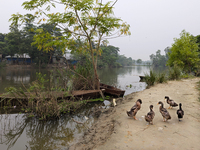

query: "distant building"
left=5, top=54, right=32, bottom=64
left=4, top=53, right=78, bottom=65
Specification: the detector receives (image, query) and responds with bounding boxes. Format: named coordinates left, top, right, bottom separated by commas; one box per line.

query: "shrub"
left=144, top=70, right=156, bottom=88
left=156, top=72, right=167, bottom=83
left=168, top=66, right=181, bottom=80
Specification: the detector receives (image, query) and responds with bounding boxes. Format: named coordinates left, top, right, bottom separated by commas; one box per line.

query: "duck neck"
left=160, top=103, right=164, bottom=108
left=179, top=105, right=182, bottom=110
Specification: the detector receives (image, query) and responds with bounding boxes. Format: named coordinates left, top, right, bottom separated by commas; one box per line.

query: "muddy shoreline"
left=69, top=78, right=200, bottom=150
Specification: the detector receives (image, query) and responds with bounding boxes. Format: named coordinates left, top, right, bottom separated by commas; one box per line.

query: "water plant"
left=144, top=70, right=156, bottom=88
left=156, top=72, right=167, bottom=83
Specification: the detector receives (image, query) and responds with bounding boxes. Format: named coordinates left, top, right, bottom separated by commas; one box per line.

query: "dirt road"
left=70, top=78, right=200, bottom=150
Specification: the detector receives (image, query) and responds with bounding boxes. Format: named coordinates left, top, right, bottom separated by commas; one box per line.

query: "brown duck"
left=127, top=99, right=142, bottom=120
left=145, top=105, right=155, bottom=125
left=158, top=101, right=171, bottom=122
left=165, top=96, right=178, bottom=109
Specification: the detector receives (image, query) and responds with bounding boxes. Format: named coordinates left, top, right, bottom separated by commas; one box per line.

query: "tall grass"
left=157, top=72, right=167, bottom=83
left=143, top=66, right=183, bottom=88
left=144, top=70, right=156, bottom=88
left=72, top=60, right=95, bottom=90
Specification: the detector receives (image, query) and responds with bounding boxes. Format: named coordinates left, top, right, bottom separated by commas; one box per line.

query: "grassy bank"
left=143, top=66, right=197, bottom=88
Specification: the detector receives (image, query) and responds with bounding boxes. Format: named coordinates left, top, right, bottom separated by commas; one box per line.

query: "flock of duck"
left=126, top=96, right=184, bottom=124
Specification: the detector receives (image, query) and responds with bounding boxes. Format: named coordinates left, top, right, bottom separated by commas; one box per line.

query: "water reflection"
left=0, top=68, right=50, bottom=93
left=0, top=103, right=98, bottom=150
left=0, top=66, right=151, bottom=150
left=98, top=66, right=150, bottom=95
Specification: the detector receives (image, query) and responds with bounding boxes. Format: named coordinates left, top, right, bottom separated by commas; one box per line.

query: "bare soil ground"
left=70, top=78, right=200, bottom=150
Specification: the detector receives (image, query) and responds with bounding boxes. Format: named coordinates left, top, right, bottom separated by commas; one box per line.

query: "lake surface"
left=0, top=66, right=150, bottom=150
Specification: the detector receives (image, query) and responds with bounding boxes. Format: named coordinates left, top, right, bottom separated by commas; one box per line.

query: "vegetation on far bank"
left=145, top=30, right=200, bottom=88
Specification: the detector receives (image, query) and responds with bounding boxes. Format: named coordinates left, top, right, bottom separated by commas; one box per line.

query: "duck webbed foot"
left=163, top=117, right=166, bottom=122
left=133, top=116, right=138, bottom=120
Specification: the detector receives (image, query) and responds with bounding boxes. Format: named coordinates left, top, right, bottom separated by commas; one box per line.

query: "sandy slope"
left=70, top=78, right=200, bottom=150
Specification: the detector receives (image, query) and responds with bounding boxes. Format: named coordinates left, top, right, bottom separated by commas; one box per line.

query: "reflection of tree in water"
left=0, top=104, right=97, bottom=150
left=136, top=66, right=142, bottom=74
left=26, top=116, right=74, bottom=150
left=0, top=68, right=50, bottom=93
left=98, top=68, right=119, bottom=87
left=0, top=114, right=29, bottom=150
left=98, top=67, right=135, bottom=87
left=98, top=67, right=151, bottom=88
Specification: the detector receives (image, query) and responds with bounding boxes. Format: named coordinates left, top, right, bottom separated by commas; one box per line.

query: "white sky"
left=0, top=0, right=200, bottom=61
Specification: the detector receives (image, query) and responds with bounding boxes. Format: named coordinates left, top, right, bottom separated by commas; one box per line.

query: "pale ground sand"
left=71, top=78, right=200, bottom=150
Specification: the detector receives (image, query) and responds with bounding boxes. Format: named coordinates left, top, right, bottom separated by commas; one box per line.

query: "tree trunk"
left=91, top=50, right=100, bottom=90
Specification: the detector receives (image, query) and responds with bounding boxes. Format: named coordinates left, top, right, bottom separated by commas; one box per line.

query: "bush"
left=168, top=66, right=181, bottom=80
left=144, top=70, right=156, bottom=88
left=72, top=59, right=95, bottom=90
left=156, top=72, right=167, bottom=83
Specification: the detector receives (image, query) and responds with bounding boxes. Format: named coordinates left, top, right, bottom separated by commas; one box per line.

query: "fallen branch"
left=71, top=118, right=91, bottom=132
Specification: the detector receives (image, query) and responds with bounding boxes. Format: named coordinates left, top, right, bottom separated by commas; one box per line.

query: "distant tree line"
left=149, top=47, right=170, bottom=68
left=0, top=23, right=135, bottom=68
left=71, top=44, right=136, bottom=68
left=0, top=22, right=63, bottom=66
left=150, top=30, right=200, bottom=75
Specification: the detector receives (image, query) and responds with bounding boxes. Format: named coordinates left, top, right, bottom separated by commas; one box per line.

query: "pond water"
left=0, top=66, right=150, bottom=150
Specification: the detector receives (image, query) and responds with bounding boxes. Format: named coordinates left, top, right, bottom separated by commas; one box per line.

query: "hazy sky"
left=0, top=0, right=200, bottom=61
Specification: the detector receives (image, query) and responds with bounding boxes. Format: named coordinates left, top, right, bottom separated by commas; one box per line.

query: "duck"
left=164, top=96, right=178, bottom=109
left=157, top=101, right=171, bottom=122
left=127, top=99, right=142, bottom=120
left=145, top=105, right=155, bottom=125
left=177, top=103, right=184, bottom=121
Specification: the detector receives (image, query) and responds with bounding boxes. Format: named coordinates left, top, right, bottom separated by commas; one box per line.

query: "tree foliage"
left=0, top=33, right=6, bottom=57
left=117, top=55, right=133, bottom=66
left=9, top=0, right=131, bottom=89
left=167, top=30, right=199, bottom=73
left=136, top=59, right=142, bottom=64
left=98, top=45, right=119, bottom=68
left=150, top=49, right=168, bottom=68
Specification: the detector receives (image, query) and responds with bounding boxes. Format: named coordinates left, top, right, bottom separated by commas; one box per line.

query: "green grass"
left=144, top=70, right=156, bottom=88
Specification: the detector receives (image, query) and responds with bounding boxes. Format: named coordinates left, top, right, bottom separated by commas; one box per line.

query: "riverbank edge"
left=69, top=77, right=200, bottom=150
left=68, top=86, right=144, bottom=149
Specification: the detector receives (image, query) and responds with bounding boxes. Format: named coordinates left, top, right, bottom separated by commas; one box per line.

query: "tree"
left=0, top=33, right=6, bottom=59
left=167, top=30, right=200, bottom=73
left=98, top=45, right=119, bottom=68
left=150, top=49, right=168, bottom=68
left=117, top=55, right=133, bottom=67
left=4, top=25, right=25, bottom=63
left=10, top=0, right=130, bottom=89
left=136, top=59, right=142, bottom=65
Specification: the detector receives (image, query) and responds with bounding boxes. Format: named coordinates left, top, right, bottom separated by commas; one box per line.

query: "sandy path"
left=70, top=78, right=200, bottom=150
